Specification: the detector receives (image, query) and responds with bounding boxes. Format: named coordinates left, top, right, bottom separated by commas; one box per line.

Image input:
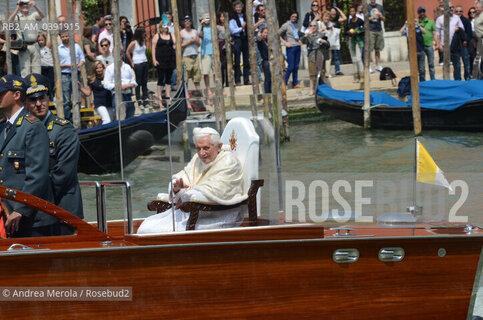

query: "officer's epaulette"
left=24, top=113, right=40, bottom=124
left=54, top=118, right=70, bottom=126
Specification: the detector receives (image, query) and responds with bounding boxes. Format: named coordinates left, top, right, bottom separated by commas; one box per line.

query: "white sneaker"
left=376, top=65, right=383, bottom=72
left=369, top=67, right=374, bottom=74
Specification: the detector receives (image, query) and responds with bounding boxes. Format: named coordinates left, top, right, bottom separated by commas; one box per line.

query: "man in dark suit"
left=229, top=1, right=251, bottom=86
left=455, top=5, right=473, bottom=80
left=0, top=74, right=55, bottom=237
left=24, top=73, right=83, bottom=225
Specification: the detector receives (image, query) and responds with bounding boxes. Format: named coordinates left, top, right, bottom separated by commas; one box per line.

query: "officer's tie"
left=4, top=122, right=12, bottom=139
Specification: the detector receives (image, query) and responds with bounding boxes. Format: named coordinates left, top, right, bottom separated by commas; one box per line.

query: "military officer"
left=0, top=74, right=55, bottom=237
left=24, top=73, right=83, bottom=224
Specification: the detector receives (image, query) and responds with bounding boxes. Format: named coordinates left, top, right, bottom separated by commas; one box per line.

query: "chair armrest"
left=180, top=201, right=243, bottom=231
left=247, top=179, right=264, bottom=226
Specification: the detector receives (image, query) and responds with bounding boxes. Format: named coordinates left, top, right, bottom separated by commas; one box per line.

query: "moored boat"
left=77, top=83, right=188, bottom=174
left=316, top=80, right=483, bottom=131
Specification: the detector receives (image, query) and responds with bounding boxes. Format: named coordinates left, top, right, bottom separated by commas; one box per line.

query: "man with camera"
left=8, top=0, right=45, bottom=77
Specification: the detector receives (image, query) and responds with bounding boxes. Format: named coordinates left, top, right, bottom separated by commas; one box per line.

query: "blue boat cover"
left=316, top=80, right=483, bottom=110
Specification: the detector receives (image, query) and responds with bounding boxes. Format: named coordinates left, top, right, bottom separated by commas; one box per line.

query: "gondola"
left=315, top=80, right=483, bottom=131
left=77, top=82, right=188, bottom=174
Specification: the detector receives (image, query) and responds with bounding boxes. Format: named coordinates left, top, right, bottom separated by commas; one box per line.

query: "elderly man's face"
left=196, top=136, right=222, bottom=164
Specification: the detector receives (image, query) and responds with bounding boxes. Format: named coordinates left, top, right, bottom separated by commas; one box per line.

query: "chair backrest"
left=220, top=117, right=260, bottom=196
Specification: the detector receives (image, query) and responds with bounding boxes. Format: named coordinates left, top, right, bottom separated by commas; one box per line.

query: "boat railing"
left=80, top=180, right=133, bottom=234
left=79, top=181, right=105, bottom=233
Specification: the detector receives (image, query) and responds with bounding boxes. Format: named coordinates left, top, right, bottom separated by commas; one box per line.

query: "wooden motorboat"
left=316, top=80, right=483, bottom=131
left=0, top=185, right=482, bottom=319
left=77, top=83, right=188, bottom=174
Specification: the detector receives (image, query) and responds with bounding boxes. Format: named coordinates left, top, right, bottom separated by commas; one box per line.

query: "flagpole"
left=413, top=137, right=418, bottom=213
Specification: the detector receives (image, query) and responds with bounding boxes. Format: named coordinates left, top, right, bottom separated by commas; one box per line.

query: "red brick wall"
left=413, top=0, right=476, bottom=20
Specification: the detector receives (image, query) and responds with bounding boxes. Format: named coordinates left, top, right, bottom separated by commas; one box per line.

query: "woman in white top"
left=127, top=28, right=148, bottom=106
left=37, top=32, right=54, bottom=100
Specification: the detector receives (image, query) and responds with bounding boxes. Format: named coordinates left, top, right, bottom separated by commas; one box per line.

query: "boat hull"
left=1, top=231, right=481, bottom=319
left=316, top=95, right=483, bottom=131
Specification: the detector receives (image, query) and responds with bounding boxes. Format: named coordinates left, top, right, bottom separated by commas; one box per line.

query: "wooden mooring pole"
left=48, top=0, right=64, bottom=118
left=245, top=0, right=260, bottom=109
left=170, top=0, right=183, bottom=86
left=362, top=0, right=371, bottom=129
left=406, top=0, right=422, bottom=135
left=265, top=0, right=288, bottom=141
left=4, top=0, right=12, bottom=74
left=67, top=0, right=80, bottom=128
left=443, top=0, right=450, bottom=79
left=223, top=12, right=236, bottom=110
left=111, top=0, right=123, bottom=120
left=208, top=0, right=226, bottom=131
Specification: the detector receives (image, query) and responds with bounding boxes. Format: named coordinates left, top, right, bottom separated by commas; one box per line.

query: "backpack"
left=398, top=76, right=411, bottom=97
left=379, top=67, right=397, bottom=86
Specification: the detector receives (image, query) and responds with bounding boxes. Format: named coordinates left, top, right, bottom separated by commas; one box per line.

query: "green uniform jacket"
left=45, top=112, right=84, bottom=219
left=0, top=108, right=55, bottom=232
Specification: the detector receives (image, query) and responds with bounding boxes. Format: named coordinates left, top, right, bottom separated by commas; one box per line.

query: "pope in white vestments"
left=137, top=127, right=247, bottom=233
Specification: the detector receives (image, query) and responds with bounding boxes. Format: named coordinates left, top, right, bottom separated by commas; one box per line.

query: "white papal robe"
left=137, top=146, right=247, bottom=233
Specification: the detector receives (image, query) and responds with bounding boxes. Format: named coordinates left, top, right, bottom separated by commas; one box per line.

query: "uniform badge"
left=14, top=161, right=20, bottom=170
left=229, top=130, right=237, bottom=151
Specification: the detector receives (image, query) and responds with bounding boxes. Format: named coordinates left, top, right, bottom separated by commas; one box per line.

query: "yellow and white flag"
left=416, top=141, right=453, bottom=191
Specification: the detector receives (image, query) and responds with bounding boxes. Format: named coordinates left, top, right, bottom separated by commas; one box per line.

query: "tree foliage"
left=82, top=0, right=109, bottom=26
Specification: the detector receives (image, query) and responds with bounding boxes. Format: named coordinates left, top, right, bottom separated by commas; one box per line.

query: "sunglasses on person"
left=105, top=22, right=112, bottom=26
left=470, top=11, right=476, bottom=14
left=101, top=44, right=109, bottom=47
left=455, top=10, right=463, bottom=13
left=312, top=4, right=319, bottom=7
left=310, top=24, right=317, bottom=27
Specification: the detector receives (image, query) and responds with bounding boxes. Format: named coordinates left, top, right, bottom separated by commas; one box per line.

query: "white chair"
left=147, top=118, right=263, bottom=230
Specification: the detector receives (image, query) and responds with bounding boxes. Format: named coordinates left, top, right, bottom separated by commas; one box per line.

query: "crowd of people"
left=0, top=1, right=148, bottom=123
left=400, top=1, right=482, bottom=81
